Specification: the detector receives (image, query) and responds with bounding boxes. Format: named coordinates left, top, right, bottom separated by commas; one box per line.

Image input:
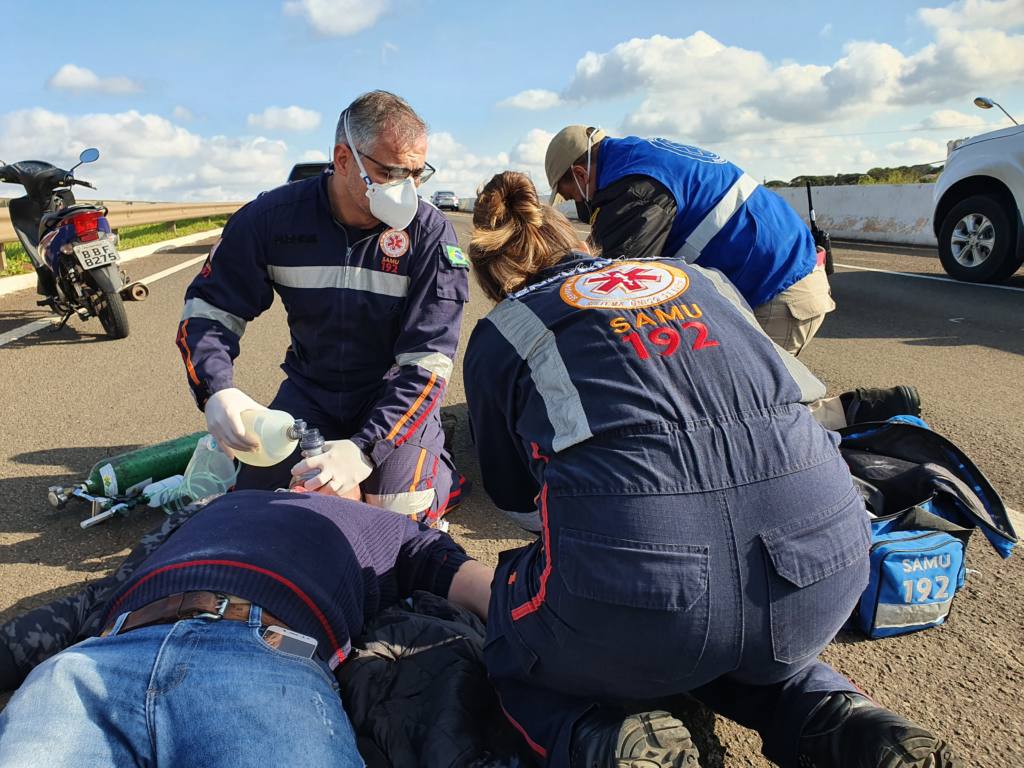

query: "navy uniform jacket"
left=176, top=174, right=469, bottom=467
left=464, top=252, right=832, bottom=532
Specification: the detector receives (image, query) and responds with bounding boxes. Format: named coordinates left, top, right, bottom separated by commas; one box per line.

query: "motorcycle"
left=0, top=148, right=147, bottom=339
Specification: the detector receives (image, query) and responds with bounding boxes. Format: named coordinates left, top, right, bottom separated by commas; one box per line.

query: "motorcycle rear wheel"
left=96, top=289, right=129, bottom=339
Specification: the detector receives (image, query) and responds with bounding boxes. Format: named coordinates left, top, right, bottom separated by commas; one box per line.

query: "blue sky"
left=1, top=0, right=1021, bottom=201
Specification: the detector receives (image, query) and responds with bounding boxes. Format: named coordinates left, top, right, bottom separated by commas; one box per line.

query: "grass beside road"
left=0, top=216, right=229, bottom=277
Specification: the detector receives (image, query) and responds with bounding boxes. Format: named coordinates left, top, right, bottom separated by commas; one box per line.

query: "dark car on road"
left=287, top=162, right=330, bottom=183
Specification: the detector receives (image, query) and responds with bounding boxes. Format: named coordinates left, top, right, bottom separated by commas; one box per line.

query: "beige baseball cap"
left=545, top=125, right=607, bottom=204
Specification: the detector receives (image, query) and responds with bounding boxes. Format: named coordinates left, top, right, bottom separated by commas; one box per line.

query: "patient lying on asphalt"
left=0, top=490, right=492, bottom=767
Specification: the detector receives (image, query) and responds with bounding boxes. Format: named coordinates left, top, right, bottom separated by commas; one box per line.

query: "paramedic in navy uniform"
left=176, top=91, right=470, bottom=522
left=463, top=171, right=962, bottom=768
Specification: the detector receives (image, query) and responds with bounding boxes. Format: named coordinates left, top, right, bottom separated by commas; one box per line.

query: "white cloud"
left=421, top=132, right=509, bottom=198
left=172, top=106, right=194, bottom=122
left=247, top=106, right=322, bottom=132
left=915, top=109, right=987, bottom=129
left=498, top=89, right=564, bottom=110
left=300, top=149, right=329, bottom=161
left=919, top=0, right=1024, bottom=30
left=47, top=64, right=142, bottom=94
left=283, top=0, right=389, bottom=36
left=418, top=129, right=558, bottom=199
left=717, top=129, right=877, bottom=183
left=0, top=108, right=292, bottom=201
left=819, top=23, right=833, bottom=38
left=381, top=41, right=399, bottom=64
left=513, top=2, right=1024, bottom=151
left=884, top=137, right=949, bottom=162
left=511, top=129, right=554, bottom=166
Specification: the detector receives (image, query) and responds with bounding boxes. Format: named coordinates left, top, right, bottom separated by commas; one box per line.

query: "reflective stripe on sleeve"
left=395, top=351, right=454, bottom=380
left=677, top=173, right=760, bottom=262
left=693, top=263, right=827, bottom=404
left=485, top=300, right=593, bottom=452
left=364, top=488, right=437, bottom=516
left=267, top=265, right=410, bottom=297
left=181, top=298, right=248, bottom=338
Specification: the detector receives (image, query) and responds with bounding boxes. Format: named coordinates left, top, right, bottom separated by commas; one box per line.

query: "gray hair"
left=334, top=90, right=428, bottom=153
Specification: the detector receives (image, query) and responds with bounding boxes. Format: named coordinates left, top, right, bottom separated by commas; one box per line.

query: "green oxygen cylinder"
left=48, top=431, right=207, bottom=508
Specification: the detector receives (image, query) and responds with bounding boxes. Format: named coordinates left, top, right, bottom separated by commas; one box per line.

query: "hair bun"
left=495, top=171, right=542, bottom=229
left=469, top=170, right=585, bottom=301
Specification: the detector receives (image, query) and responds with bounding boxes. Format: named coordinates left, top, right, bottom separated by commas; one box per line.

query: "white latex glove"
left=291, top=439, right=373, bottom=495
left=204, top=387, right=264, bottom=457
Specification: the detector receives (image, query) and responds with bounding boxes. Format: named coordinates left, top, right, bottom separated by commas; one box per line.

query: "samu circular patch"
left=379, top=229, right=410, bottom=259
left=560, top=261, right=690, bottom=309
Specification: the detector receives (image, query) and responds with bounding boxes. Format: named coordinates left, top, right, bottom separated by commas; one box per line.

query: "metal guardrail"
left=0, top=200, right=242, bottom=268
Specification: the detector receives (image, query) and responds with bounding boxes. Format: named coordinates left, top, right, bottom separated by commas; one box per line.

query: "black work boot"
left=570, top=709, right=700, bottom=768
left=840, top=386, right=921, bottom=425
left=797, top=693, right=962, bottom=768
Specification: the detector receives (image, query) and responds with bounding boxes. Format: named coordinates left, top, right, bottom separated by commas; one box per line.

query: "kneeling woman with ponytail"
left=463, top=172, right=961, bottom=768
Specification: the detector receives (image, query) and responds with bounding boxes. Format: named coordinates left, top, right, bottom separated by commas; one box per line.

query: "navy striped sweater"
left=103, top=491, right=471, bottom=668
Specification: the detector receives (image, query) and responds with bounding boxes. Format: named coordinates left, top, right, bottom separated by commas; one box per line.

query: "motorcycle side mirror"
left=68, top=147, right=100, bottom=174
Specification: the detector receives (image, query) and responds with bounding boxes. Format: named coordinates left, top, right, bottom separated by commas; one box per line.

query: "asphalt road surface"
left=0, top=213, right=1021, bottom=766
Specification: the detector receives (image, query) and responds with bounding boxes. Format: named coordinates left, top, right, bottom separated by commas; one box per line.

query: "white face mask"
left=344, top=113, right=419, bottom=231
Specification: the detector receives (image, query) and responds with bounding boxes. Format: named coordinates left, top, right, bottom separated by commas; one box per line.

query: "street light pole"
left=973, top=96, right=1019, bottom=126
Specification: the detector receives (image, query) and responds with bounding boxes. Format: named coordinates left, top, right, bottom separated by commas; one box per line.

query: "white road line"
left=140, top=254, right=207, bottom=283
left=0, top=319, right=53, bottom=347
left=835, top=262, right=1024, bottom=294
left=0, top=254, right=206, bottom=349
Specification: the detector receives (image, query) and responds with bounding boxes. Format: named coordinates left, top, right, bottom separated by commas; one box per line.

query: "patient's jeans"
left=0, top=606, right=363, bottom=767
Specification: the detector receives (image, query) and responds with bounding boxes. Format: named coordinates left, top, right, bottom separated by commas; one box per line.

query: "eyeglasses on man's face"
left=359, top=150, right=436, bottom=186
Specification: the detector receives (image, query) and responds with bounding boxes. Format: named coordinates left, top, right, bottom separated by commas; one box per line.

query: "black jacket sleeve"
left=589, top=174, right=677, bottom=260
left=0, top=505, right=199, bottom=690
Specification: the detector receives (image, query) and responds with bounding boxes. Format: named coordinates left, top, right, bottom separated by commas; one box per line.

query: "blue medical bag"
left=857, top=516, right=968, bottom=638
left=840, top=416, right=1017, bottom=639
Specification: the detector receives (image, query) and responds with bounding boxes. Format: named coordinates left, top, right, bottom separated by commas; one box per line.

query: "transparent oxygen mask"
left=160, top=434, right=240, bottom=513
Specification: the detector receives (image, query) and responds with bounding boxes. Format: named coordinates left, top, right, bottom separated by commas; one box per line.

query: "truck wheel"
left=938, top=195, right=1022, bottom=282
left=96, top=290, right=130, bottom=339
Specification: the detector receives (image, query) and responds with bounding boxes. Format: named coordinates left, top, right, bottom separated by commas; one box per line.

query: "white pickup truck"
left=933, top=124, right=1024, bottom=282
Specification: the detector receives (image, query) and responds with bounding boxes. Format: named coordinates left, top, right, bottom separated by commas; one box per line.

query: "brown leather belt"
left=102, top=591, right=285, bottom=637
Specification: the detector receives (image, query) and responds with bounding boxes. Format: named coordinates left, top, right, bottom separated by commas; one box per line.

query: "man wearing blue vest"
left=176, top=91, right=469, bottom=521
left=546, top=126, right=834, bottom=354
left=545, top=126, right=921, bottom=427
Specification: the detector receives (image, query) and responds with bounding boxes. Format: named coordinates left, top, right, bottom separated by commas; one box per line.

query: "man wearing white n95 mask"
left=176, top=90, right=470, bottom=522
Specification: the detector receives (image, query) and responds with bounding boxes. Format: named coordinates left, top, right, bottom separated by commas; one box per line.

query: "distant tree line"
left=765, top=163, right=943, bottom=188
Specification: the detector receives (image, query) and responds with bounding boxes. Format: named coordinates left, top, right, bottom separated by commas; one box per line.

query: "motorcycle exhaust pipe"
left=121, top=281, right=149, bottom=301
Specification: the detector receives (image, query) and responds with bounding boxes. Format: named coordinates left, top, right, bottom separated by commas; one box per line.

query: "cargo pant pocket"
left=557, top=528, right=711, bottom=678
left=760, top=488, right=871, bottom=663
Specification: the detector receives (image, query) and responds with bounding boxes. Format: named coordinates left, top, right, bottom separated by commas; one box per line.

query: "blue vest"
left=596, top=137, right=817, bottom=307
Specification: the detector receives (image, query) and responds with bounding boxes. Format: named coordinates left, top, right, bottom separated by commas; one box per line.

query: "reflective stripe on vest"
left=485, top=299, right=594, bottom=452
left=267, top=265, right=410, bottom=297
left=677, top=173, right=760, bottom=262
